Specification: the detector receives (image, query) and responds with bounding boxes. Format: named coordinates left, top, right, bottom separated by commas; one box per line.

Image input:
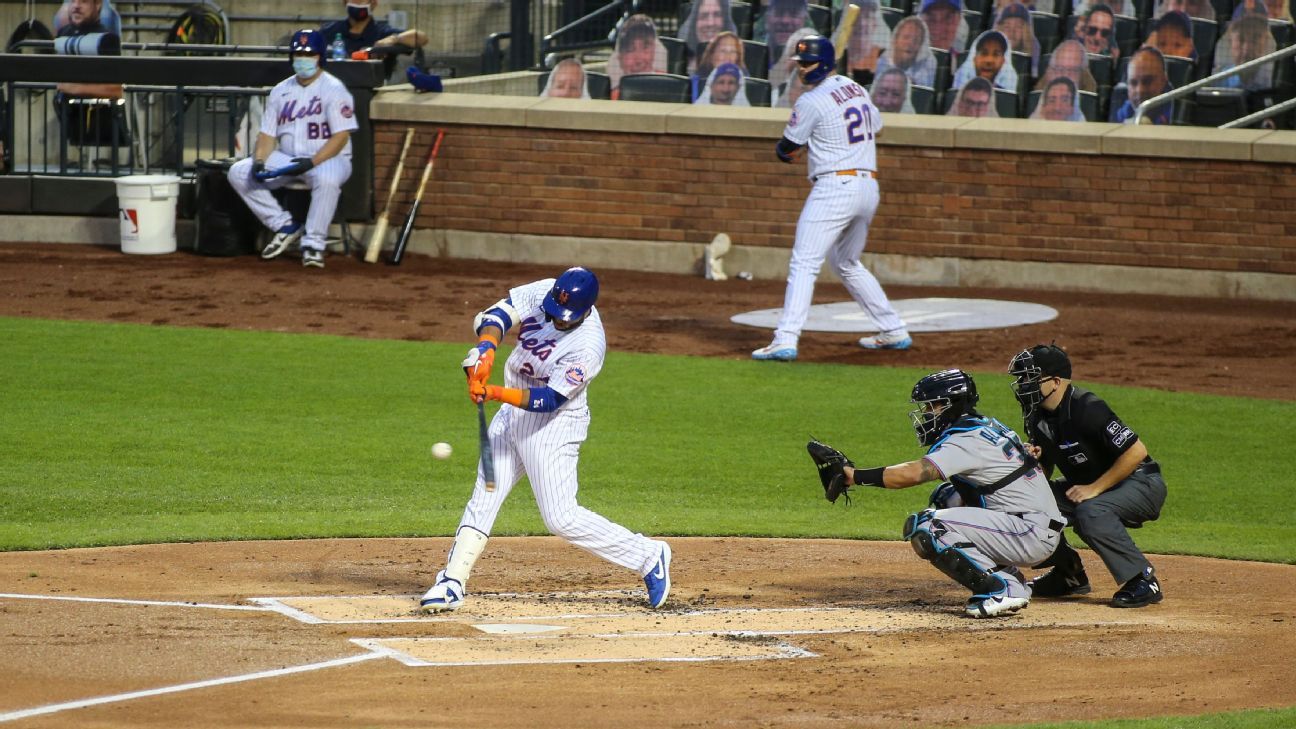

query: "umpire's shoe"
left=262, top=222, right=303, bottom=259
left=643, top=541, right=672, bottom=609
left=1111, top=567, right=1163, bottom=608
left=1028, top=566, right=1092, bottom=598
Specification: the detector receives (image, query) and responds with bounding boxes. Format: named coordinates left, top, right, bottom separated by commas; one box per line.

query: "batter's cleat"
left=262, top=223, right=303, bottom=259
left=1111, top=567, right=1163, bottom=608
left=643, top=541, right=672, bottom=609
left=1028, top=566, right=1092, bottom=598
left=965, top=594, right=1029, bottom=618
left=418, top=570, right=464, bottom=612
left=751, top=343, right=798, bottom=361
left=301, top=248, right=325, bottom=268
left=859, top=329, right=912, bottom=350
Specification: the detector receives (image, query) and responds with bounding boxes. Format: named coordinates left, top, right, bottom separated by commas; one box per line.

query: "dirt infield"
left=2, top=243, right=1296, bottom=727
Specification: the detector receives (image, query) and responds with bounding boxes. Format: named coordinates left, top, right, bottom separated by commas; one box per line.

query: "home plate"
left=730, top=298, right=1058, bottom=333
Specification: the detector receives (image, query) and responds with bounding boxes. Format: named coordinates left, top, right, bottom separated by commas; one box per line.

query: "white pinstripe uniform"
left=227, top=71, right=357, bottom=252
left=457, top=279, right=664, bottom=576
left=772, top=73, right=906, bottom=348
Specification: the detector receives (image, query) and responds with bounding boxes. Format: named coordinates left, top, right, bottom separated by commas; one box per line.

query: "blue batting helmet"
left=542, top=267, right=600, bottom=323
left=792, top=35, right=835, bottom=84
left=289, top=28, right=326, bottom=62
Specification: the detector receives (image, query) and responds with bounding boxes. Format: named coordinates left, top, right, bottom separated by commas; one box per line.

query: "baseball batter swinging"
left=419, top=267, right=674, bottom=612
left=809, top=369, right=1064, bottom=617
left=227, top=29, right=357, bottom=268
left=753, top=34, right=911, bottom=362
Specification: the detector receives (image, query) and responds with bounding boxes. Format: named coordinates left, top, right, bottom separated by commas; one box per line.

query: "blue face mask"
left=347, top=3, right=370, bottom=21
left=292, top=57, right=319, bottom=80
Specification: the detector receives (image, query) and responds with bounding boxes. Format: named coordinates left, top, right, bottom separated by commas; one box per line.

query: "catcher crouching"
left=808, top=369, right=1065, bottom=618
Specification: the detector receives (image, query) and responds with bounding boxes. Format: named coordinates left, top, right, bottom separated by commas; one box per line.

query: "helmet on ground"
left=1007, top=344, right=1071, bottom=418
left=543, top=267, right=600, bottom=323
left=289, top=28, right=326, bottom=62
left=910, top=369, right=980, bottom=447
left=792, top=35, right=835, bottom=85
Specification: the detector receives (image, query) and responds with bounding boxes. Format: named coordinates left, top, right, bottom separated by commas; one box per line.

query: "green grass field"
left=3, top=316, right=1295, bottom=728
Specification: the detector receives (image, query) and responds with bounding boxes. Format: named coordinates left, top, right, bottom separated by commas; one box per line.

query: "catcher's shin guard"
left=908, top=516, right=1005, bottom=597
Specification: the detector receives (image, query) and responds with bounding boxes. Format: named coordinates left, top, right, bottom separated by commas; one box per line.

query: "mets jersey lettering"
left=503, top=279, right=606, bottom=409
left=783, top=74, right=881, bottom=179
left=260, top=71, right=359, bottom=158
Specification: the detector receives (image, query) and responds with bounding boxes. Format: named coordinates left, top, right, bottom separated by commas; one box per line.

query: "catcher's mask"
left=1007, top=344, right=1070, bottom=418
left=543, top=266, right=599, bottom=325
left=910, top=369, right=979, bottom=447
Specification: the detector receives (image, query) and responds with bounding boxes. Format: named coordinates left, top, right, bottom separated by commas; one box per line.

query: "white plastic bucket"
left=115, top=174, right=181, bottom=254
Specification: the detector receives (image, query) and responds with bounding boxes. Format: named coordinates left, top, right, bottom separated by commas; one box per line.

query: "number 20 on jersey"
left=844, top=104, right=875, bottom=144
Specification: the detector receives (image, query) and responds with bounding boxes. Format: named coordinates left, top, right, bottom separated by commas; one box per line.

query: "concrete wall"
left=364, top=92, right=1296, bottom=301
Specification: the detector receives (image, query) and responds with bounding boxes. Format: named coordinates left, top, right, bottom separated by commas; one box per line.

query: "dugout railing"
left=0, top=52, right=384, bottom=222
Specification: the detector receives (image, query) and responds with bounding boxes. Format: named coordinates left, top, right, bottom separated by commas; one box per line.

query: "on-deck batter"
left=227, top=29, right=357, bottom=269
left=419, top=267, right=673, bottom=612
left=753, top=34, right=911, bottom=362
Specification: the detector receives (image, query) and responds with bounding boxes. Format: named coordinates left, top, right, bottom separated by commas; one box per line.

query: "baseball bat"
left=478, top=401, right=496, bottom=492
left=364, top=127, right=415, bottom=263
left=388, top=129, right=445, bottom=266
left=832, top=4, right=861, bottom=63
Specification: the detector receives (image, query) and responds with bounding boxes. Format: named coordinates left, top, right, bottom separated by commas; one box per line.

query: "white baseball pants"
left=773, top=173, right=905, bottom=347
left=228, top=151, right=351, bottom=252
left=457, top=405, right=662, bottom=576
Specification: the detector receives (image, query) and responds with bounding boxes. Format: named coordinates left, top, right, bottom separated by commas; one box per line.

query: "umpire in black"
left=1008, top=344, right=1167, bottom=608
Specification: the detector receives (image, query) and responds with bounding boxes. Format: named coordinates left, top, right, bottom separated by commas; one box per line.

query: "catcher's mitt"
left=807, top=438, right=854, bottom=504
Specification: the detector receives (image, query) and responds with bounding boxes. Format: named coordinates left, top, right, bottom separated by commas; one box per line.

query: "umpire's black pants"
left=1053, top=463, right=1167, bottom=585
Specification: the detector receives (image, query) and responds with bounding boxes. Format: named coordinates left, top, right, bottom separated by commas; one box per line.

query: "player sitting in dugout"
left=319, top=0, right=427, bottom=58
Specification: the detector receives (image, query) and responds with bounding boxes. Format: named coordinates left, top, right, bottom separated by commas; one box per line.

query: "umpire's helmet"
left=289, top=28, right=326, bottom=63
left=1008, top=344, right=1071, bottom=419
left=910, top=369, right=980, bottom=447
left=792, top=35, right=835, bottom=85
left=543, top=267, right=600, bottom=324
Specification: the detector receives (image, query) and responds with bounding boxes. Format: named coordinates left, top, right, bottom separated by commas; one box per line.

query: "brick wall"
left=372, top=121, right=1296, bottom=276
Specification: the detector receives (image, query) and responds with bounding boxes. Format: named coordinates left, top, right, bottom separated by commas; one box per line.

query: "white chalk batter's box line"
left=246, top=593, right=944, bottom=625
left=349, top=636, right=820, bottom=667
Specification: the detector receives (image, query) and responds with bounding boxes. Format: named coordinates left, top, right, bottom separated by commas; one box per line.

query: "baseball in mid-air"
left=431, top=442, right=453, bottom=460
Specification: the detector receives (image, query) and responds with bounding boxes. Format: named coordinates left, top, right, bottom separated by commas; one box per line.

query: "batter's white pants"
left=457, top=405, right=662, bottom=577
left=228, top=151, right=351, bottom=252
left=773, top=174, right=905, bottom=347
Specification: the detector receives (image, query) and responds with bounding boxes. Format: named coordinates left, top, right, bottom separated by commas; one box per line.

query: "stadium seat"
left=1269, top=20, right=1294, bottom=48
left=1188, top=86, right=1248, bottom=126
left=995, top=87, right=1020, bottom=117
left=1032, top=12, right=1061, bottom=53
left=1190, top=17, right=1218, bottom=66
left=732, top=1, right=754, bottom=39
left=1011, top=50, right=1033, bottom=77
left=746, top=77, right=772, bottom=106
left=933, top=47, right=952, bottom=91
left=1089, top=53, right=1114, bottom=86
left=964, top=8, right=988, bottom=35
left=808, top=4, right=833, bottom=35
left=618, top=73, right=692, bottom=103
left=660, top=36, right=689, bottom=76
left=587, top=71, right=611, bottom=99
left=882, top=6, right=904, bottom=31
left=742, top=39, right=769, bottom=79
left=911, top=84, right=936, bottom=113
left=1115, top=14, right=1139, bottom=58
